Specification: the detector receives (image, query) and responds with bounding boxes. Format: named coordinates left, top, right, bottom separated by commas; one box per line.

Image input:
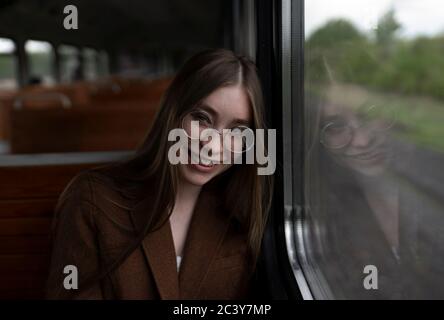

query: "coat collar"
left=128, top=184, right=232, bottom=299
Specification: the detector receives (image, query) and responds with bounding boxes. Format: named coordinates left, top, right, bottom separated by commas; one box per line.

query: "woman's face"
left=178, top=85, right=252, bottom=187
left=320, top=102, right=392, bottom=176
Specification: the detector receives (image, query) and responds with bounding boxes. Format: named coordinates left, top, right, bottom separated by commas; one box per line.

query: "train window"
left=58, top=45, right=81, bottom=83
left=0, top=37, right=17, bottom=90
left=25, top=40, right=56, bottom=86
left=97, top=50, right=109, bottom=77
left=299, top=0, right=444, bottom=299
left=83, top=48, right=99, bottom=81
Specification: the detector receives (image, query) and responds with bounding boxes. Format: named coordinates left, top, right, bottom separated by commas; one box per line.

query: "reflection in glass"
left=320, top=103, right=396, bottom=149
left=304, top=0, right=444, bottom=299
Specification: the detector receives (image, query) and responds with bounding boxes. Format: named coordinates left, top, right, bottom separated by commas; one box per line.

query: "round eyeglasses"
left=320, top=104, right=396, bottom=149
left=181, top=110, right=255, bottom=154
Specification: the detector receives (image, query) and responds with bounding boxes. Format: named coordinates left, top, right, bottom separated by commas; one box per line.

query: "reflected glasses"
left=320, top=104, right=396, bottom=149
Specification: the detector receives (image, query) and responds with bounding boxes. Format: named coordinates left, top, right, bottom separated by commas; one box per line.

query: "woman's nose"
left=199, top=133, right=223, bottom=159
left=349, top=126, right=372, bottom=148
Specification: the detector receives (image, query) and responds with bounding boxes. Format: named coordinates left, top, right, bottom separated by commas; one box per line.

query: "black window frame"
left=253, top=0, right=314, bottom=300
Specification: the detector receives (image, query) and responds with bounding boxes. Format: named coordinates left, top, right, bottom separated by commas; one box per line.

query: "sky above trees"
left=306, top=0, right=444, bottom=38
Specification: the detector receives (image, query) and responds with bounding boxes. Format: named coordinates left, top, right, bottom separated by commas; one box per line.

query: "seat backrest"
left=0, top=159, right=118, bottom=299
left=9, top=102, right=159, bottom=154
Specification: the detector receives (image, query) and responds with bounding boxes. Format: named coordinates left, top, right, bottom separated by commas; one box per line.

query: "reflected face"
left=320, top=102, right=392, bottom=176
left=178, top=85, right=252, bottom=186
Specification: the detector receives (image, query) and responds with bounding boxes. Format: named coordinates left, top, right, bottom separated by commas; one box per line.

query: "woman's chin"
left=179, top=163, right=217, bottom=186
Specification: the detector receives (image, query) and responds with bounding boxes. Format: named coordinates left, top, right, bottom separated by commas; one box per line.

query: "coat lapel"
left=178, top=187, right=232, bottom=299
left=128, top=184, right=232, bottom=300
left=129, top=194, right=180, bottom=300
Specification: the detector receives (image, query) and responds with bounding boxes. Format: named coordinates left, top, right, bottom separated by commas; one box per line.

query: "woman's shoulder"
left=52, top=166, right=142, bottom=238
left=57, top=164, right=138, bottom=213
left=57, top=169, right=96, bottom=203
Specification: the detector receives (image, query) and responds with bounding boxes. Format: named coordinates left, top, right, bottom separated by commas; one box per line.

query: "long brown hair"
left=81, top=48, right=273, bottom=291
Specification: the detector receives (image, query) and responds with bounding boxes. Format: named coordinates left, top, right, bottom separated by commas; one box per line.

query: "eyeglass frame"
left=180, top=112, right=256, bottom=154
left=320, top=109, right=396, bottom=149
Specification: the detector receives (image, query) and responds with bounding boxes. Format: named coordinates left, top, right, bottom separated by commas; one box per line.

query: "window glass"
left=83, top=48, right=98, bottom=81
left=25, top=40, right=55, bottom=86
left=0, top=38, right=17, bottom=89
left=97, top=50, right=109, bottom=77
left=304, top=0, right=444, bottom=299
left=58, top=45, right=81, bottom=83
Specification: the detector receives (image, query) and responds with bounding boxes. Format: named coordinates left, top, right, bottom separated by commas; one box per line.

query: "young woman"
left=46, top=49, right=274, bottom=299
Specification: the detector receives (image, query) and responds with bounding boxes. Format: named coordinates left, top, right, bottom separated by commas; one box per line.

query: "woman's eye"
left=191, top=112, right=211, bottom=125
left=231, top=126, right=248, bottom=133
left=331, top=122, right=346, bottom=129
left=324, top=118, right=347, bottom=129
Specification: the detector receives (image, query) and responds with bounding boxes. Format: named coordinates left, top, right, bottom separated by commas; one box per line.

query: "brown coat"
left=46, top=169, right=255, bottom=299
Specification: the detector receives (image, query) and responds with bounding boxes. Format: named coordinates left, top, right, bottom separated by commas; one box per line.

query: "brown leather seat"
left=0, top=76, right=172, bottom=154
left=0, top=162, right=108, bottom=299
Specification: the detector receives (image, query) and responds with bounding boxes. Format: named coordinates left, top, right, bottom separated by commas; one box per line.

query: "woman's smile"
left=189, top=162, right=217, bottom=173
left=187, top=147, right=218, bottom=173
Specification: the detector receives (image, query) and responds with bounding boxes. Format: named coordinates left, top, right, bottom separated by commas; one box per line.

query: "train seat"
left=0, top=160, right=112, bottom=299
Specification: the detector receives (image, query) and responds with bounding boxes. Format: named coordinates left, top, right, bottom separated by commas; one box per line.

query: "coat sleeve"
left=45, top=171, right=105, bottom=300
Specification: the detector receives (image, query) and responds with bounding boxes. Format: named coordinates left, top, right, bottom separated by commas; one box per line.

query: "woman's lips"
left=346, top=150, right=387, bottom=165
left=189, top=162, right=216, bottom=173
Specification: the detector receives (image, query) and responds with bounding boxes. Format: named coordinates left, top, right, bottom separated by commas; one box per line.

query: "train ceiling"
left=0, top=0, right=226, bottom=52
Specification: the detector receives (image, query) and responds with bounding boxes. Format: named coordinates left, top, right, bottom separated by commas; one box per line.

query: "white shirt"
left=176, top=255, right=182, bottom=271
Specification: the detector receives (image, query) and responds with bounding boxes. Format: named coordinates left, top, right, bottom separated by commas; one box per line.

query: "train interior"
left=0, top=0, right=251, bottom=299
left=2, top=0, right=444, bottom=301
